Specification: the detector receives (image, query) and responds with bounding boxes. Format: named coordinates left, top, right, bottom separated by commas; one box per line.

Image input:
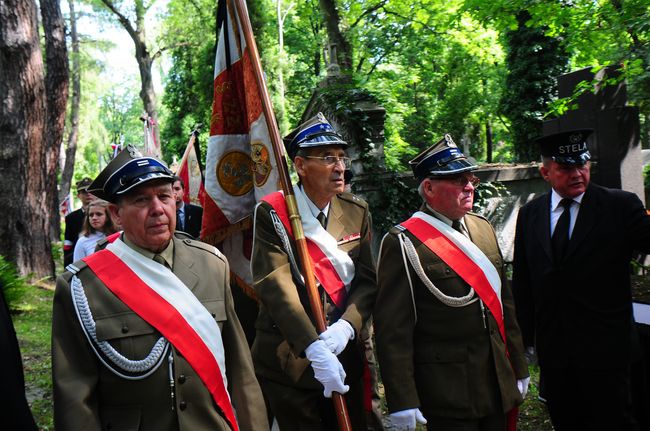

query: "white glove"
left=388, top=408, right=427, bottom=430
left=305, top=339, right=349, bottom=398
left=517, top=376, right=531, bottom=399
left=319, top=319, right=355, bottom=355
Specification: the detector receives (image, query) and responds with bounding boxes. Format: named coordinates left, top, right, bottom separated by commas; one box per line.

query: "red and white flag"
left=201, top=0, right=280, bottom=292
left=59, top=193, right=72, bottom=217
left=177, top=130, right=205, bottom=206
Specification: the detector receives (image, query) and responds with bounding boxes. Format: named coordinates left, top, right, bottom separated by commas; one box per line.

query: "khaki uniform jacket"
left=251, top=192, right=377, bottom=388
left=375, top=210, right=528, bottom=419
left=52, top=234, right=268, bottom=431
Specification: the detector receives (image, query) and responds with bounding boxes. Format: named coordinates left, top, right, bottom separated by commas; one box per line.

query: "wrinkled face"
left=172, top=180, right=184, bottom=206
left=87, top=205, right=107, bottom=231
left=294, top=146, right=347, bottom=207
left=540, top=160, right=591, bottom=199
left=109, top=180, right=176, bottom=253
left=422, top=173, right=478, bottom=220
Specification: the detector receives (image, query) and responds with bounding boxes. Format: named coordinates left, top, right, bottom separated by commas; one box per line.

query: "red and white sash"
left=260, top=186, right=354, bottom=309
left=400, top=211, right=505, bottom=340
left=82, top=238, right=238, bottom=431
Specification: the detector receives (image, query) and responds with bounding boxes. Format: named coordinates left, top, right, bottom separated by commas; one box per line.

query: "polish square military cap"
left=283, top=112, right=347, bottom=159
left=87, top=145, right=174, bottom=203
left=409, top=134, right=477, bottom=182
left=75, top=177, right=93, bottom=192
left=535, top=129, right=593, bottom=165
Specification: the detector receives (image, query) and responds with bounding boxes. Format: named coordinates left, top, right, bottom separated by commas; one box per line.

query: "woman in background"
left=72, top=199, right=116, bottom=261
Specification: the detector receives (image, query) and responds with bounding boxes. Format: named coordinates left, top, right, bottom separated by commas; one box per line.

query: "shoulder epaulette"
left=177, top=236, right=226, bottom=260
left=466, top=212, right=489, bottom=222
left=337, top=192, right=368, bottom=208
left=95, top=237, right=110, bottom=250
left=66, top=259, right=88, bottom=275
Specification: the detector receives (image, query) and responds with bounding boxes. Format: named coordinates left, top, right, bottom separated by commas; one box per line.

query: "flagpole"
left=229, top=0, right=353, bottom=429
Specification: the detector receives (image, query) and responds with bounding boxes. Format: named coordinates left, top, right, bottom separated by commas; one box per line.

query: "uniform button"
left=211, top=313, right=216, bottom=318
left=179, top=401, right=187, bottom=411
left=184, top=239, right=191, bottom=244
left=445, top=268, right=451, bottom=274
left=178, top=374, right=186, bottom=384
left=121, top=325, right=129, bottom=334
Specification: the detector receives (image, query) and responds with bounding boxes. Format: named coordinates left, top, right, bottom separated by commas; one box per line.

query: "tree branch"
left=152, top=41, right=193, bottom=61
left=143, top=0, right=157, bottom=14
left=349, top=0, right=388, bottom=30
left=100, top=0, right=137, bottom=39
left=383, top=9, right=445, bottom=35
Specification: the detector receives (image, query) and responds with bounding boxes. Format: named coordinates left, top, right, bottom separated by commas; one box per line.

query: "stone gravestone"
left=543, top=65, right=644, bottom=204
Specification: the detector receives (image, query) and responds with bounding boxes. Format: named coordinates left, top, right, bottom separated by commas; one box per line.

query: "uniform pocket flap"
left=415, top=345, right=468, bottom=363
left=424, top=261, right=456, bottom=280
left=95, top=312, right=155, bottom=341
left=203, top=299, right=227, bottom=321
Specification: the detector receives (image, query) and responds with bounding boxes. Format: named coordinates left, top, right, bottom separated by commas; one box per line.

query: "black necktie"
left=552, top=198, right=573, bottom=262
left=452, top=220, right=462, bottom=233
left=317, top=212, right=327, bottom=228
left=176, top=209, right=184, bottom=231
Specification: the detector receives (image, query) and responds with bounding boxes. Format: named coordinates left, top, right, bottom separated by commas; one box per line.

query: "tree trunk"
left=318, top=0, right=352, bottom=72
left=276, top=0, right=288, bottom=133
left=485, top=121, right=493, bottom=163
left=0, top=0, right=54, bottom=278
left=41, top=0, right=70, bottom=241
left=60, top=0, right=81, bottom=205
left=100, top=0, right=161, bottom=157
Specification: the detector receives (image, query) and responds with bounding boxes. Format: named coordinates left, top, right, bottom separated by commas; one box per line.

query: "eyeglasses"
left=304, top=155, right=351, bottom=169
left=436, top=175, right=480, bottom=187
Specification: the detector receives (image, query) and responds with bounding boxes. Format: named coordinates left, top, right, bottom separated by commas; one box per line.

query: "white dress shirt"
left=550, top=189, right=584, bottom=238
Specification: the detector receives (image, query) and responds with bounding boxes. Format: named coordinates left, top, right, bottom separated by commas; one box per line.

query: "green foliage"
left=644, top=164, right=650, bottom=188
left=362, top=174, right=421, bottom=237
left=158, top=0, right=218, bottom=158
left=0, top=255, right=29, bottom=309
left=11, top=283, right=55, bottom=430
left=499, top=10, right=569, bottom=162
left=473, top=180, right=509, bottom=215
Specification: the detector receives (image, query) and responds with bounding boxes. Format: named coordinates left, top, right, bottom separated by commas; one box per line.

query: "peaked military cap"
left=87, top=145, right=174, bottom=203
left=283, top=112, right=347, bottom=159
left=75, top=177, right=93, bottom=192
left=409, top=134, right=477, bottom=182
left=535, top=129, right=593, bottom=165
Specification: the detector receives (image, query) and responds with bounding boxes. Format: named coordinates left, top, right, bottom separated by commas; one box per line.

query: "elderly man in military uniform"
left=52, top=145, right=267, bottom=431
left=513, top=129, right=650, bottom=430
left=250, top=113, right=376, bottom=430
left=374, top=136, right=529, bottom=431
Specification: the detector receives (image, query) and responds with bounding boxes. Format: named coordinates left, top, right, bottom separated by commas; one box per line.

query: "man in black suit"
left=63, top=177, right=95, bottom=267
left=512, top=129, right=650, bottom=430
left=172, top=176, right=203, bottom=239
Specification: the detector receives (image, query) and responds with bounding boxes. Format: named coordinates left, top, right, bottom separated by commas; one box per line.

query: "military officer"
left=52, top=145, right=268, bottom=431
left=250, top=113, right=377, bottom=430
left=374, top=135, right=529, bottom=431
